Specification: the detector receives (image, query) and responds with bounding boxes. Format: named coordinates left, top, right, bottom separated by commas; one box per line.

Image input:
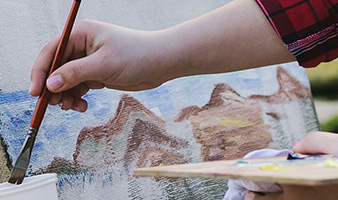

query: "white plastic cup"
left=0, top=173, right=58, bottom=200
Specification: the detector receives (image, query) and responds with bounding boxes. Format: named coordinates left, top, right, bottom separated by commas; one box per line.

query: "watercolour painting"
left=0, top=63, right=319, bottom=200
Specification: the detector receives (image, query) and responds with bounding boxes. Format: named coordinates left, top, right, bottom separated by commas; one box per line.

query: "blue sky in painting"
left=0, top=63, right=310, bottom=170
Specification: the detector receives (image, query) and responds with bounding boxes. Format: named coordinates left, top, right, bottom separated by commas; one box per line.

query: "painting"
left=0, top=62, right=319, bottom=199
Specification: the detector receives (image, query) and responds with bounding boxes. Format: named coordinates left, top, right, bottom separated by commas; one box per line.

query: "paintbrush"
left=8, top=0, right=82, bottom=185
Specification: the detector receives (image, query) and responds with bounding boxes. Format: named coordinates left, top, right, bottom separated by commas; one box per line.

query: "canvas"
left=0, top=1, right=319, bottom=200
left=0, top=62, right=319, bottom=199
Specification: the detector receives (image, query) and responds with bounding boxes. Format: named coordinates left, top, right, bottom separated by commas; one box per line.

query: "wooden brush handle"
left=30, top=0, right=81, bottom=130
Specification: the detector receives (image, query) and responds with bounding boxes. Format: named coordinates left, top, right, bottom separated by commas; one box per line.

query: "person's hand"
left=245, top=131, right=338, bottom=200
left=30, top=0, right=296, bottom=112
left=293, top=131, right=338, bottom=155
left=30, top=20, right=185, bottom=112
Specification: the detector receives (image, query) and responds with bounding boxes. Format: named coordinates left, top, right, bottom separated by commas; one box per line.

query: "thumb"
left=293, top=131, right=337, bottom=155
left=46, top=51, right=105, bottom=93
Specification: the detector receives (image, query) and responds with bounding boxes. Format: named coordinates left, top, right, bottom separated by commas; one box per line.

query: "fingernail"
left=47, top=74, right=64, bottom=91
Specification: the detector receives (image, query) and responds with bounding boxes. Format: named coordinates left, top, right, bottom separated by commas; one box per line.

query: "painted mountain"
left=73, top=94, right=189, bottom=169
left=175, top=67, right=315, bottom=162
left=176, top=83, right=272, bottom=161
left=250, top=67, right=312, bottom=103
left=37, top=94, right=227, bottom=200
left=249, top=67, right=318, bottom=149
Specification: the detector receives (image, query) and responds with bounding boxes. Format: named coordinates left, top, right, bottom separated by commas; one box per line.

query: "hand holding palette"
left=134, top=154, right=338, bottom=186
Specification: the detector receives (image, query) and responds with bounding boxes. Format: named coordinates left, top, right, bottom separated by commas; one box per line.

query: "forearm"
left=159, top=0, right=295, bottom=79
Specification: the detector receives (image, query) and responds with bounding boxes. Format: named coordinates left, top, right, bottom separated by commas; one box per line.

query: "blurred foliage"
left=306, top=59, right=338, bottom=98
left=320, top=114, right=338, bottom=133
left=307, top=59, right=338, bottom=132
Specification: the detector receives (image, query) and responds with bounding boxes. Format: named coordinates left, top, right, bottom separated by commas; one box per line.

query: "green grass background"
left=306, top=59, right=338, bottom=132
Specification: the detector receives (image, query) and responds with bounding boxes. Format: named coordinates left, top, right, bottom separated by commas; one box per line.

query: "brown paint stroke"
left=177, top=83, right=272, bottom=161
left=176, top=67, right=311, bottom=162
left=250, top=67, right=312, bottom=103
left=73, top=94, right=189, bottom=170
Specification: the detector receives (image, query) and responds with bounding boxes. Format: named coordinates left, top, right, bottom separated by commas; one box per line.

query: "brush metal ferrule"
left=27, top=127, right=38, bottom=137
left=13, top=127, right=38, bottom=170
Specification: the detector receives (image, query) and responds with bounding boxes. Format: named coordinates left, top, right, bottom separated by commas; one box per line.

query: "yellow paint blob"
left=219, top=119, right=253, bottom=127
left=259, top=163, right=290, bottom=171
left=324, top=159, right=338, bottom=168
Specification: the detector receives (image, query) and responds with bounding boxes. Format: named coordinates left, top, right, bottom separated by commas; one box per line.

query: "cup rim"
left=0, top=173, right=57, bottom=197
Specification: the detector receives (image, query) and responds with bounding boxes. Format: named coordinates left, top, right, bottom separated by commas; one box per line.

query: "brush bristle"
left=8, top=168, right=26, bottom=185
left=8, top=127, right=38, bottom=185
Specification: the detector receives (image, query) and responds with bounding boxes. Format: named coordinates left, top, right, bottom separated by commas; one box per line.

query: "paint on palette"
left=324, top=159, right=338, bottom=168
left=235, top=155, right=338, bottom=171
left=259, top=163, right=291, bottom=171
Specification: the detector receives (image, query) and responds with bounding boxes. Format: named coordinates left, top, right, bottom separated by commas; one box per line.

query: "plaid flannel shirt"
left=256, top=0, right=338, bottom=67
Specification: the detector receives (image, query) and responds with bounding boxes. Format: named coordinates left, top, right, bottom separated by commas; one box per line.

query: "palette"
left=134, top=155, right=338, bottom=186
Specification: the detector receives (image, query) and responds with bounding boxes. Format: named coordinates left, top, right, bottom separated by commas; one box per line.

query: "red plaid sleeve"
left=255, top=0, right=338, bottom=67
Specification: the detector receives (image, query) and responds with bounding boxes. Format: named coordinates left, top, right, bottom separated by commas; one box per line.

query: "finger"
left=72, top=97, right=88, bottom=112
left=245, top=190, right=257, bottom=200
left=48, top=83, right=88, bottom=106
left=105, top=81, right=161, bottom=91
left=85, top=81, right=105, bottom=90
left=30, top=26, right=88, bottom=97
left=49, top=83, right=89, bottom=112
left=30, top=36, right=60, bottom=96
left=61, top=93, right=74, bottom=110
left=293, top=131, right=338, bottom=155
left=70, top=83, right=90, bottom=97
left=49, top=93, right=62, bottom=105
left=46, top=49, right=109, bottom=93
left=293, top=131, right=326, bottom=154
left=61, top=30, right=87, bottom=65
